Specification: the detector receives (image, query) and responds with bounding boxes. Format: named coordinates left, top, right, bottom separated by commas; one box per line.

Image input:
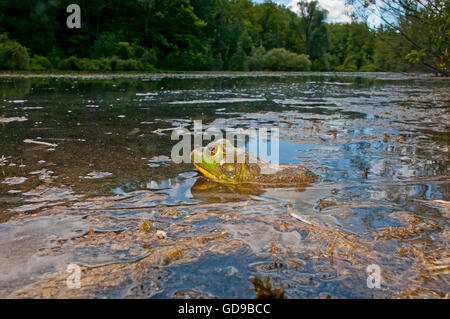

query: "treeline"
left=0, top=0, right=441, bottom=72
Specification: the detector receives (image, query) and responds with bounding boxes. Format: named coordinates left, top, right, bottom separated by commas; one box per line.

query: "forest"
left=0, top=0, right=448, bottom=74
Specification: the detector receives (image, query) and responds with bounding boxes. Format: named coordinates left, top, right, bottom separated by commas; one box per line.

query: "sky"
left=254, top=0, right=354, bottom=23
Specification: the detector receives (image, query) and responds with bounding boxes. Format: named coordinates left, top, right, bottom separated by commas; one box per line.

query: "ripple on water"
left=0, top=73, right=448, bottom=298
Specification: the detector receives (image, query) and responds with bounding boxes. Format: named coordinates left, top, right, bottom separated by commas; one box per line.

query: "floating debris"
left=0, top=155, right=7, bottom=165
left=127, top=128, right=141, bottom=136
left=81, top=171, right=113, bottom=179
left=163, top=247, right=185, bottom=265
left=151, top=127, right=187, bottom=136
left=10, top=202, right=57, bottom=213
left=377, top=225, right=423, bottom=240
left=251, top=276, right=286, bottom=299
left=23, top=139, right=58, bottom=148
left=22, top=185, right=83, bottom=202
left=362, top=167, right=369, bottom=179
left=89, top=226, right=95, bottom=238
left=289, top=211, right=312, bottom=225
left=139, top=219, right=153, bottom=232
left=136, top=92, right=157, bottom=96
left=2, top=177, right=27, bottom=185
left=0, top=116, right=28, bottom=124
left=29, top=168, right=54, bottom=181
left=156, top=230, right=167, bottom=239
left=168, top=98, right=266, bottom=104
left=22, top=107, right=43, bottom=110
left=8, top=100, right=27, bottom=103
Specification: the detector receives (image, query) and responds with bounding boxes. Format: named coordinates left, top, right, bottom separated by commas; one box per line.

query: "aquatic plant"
left=251, top=276, right=286, bottom=299
left=139, top=219, right=153, bottom=232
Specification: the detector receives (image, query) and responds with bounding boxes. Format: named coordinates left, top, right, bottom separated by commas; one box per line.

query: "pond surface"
left=0, top=72, right=448, bottom=298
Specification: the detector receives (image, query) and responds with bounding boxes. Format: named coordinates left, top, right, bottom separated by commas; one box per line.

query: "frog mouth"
left=193, top=163, right=221, bottom=182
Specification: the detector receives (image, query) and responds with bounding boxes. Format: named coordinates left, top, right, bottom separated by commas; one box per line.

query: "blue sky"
left=253, top=0, right=353, bottom=23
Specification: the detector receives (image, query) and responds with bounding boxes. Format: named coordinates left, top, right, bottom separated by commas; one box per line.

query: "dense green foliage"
left=0, top=0, right=447, bottom=73
left=263, top=48, right=311, bottom=71
left=328, top=23, right=375, bottom=71
left=0, top=34, right=29, bottom=70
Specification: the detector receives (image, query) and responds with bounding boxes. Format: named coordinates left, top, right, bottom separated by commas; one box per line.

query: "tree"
left=264, top=48, right=311, bottom=71
left=229, top=29, right=253, bottom=71
left=348, top=0, right=449, bottom=75
left=138, top=0, right=156, bottom=35
left=329, top=23, right=375, bottom=71
left=0, top=33, right=29, bottom=70
left=296, top=1, right=330, bottom=70
left=0, top=0, right=421, bottom=73
left=249, top=46, right=266, bottom=71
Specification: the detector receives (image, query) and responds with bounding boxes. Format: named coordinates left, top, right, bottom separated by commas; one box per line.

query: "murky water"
left=0, top=72, right=448, bottom=298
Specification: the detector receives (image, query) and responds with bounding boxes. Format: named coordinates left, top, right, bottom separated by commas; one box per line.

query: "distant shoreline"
left=0, top=71, right=446, bottom=81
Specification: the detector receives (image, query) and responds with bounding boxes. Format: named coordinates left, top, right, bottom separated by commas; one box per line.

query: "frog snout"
left=190, top=148, right=204, bottom=163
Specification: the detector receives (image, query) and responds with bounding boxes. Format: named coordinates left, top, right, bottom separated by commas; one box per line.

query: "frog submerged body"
left=190, top=139, right=317, bottom=185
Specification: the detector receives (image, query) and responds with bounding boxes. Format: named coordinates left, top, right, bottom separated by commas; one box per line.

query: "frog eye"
left=209, top=146, right=217, bottom=156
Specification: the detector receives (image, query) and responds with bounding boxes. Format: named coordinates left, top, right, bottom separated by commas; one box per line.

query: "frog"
left=190, top=139, right=317, bottom=185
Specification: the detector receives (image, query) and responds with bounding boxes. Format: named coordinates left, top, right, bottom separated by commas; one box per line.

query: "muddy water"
left=0, top=72, right=448, bottom=298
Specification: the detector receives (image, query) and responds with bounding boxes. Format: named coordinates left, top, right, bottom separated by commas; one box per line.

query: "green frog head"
left=190, top=139, right=259, bottom=184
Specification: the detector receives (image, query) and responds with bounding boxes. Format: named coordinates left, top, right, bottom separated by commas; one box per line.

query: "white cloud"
left=253, top=0, right=353, bottom=23
left=287, top=0, right=353, bottom=23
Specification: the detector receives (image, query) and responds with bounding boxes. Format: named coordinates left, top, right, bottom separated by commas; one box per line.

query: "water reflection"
left=0, top=73, right=448, bottom=298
